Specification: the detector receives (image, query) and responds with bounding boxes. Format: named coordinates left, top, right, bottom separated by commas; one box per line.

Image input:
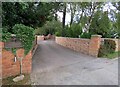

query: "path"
left=31, top=40, right=118, bottom=85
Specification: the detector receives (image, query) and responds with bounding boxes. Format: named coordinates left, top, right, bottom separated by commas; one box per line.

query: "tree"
left=89, top=11, right=111, bottom=38
left=75, top=2, right=104, bottom=32
left=112, top=2, right=120, bottom=11
left=62, top=3, right=67, bottom=29
left=114, top=2, right=120, bottom=38
left=2, top=2, right=61, bottom=33
left=69, top=3, right=77, bottom=26
left=111, top=2, right=120, bottom=38
left=70, top=23, right=82, bottom=38
left=35, top=20, right=62, bottom=35
left=117, top=12, right=120, bottom=38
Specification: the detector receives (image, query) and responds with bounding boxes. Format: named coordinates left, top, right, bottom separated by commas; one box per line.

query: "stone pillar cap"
left=91, top=35, right=102, bottom=37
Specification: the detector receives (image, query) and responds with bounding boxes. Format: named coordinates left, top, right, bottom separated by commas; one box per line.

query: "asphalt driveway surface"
left=31, top=40, right=118, bottom=85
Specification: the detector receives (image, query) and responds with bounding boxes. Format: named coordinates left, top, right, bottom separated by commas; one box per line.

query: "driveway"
left=31, top=40, right=118, bottom=85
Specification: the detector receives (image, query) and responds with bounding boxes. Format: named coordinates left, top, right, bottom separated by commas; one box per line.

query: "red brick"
left=56, top=36, right=102, bottom=57
left=0, top=42, right=4, bottom=48
left=2, top=48, right=32, bottom=78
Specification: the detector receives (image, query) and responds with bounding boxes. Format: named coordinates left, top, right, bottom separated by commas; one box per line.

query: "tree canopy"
left=2, top=2, right=61, bottom=33
left=2, top=2, right=119, bottom=38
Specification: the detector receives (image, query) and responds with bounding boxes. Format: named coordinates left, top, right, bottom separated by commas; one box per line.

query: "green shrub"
left=12, top=24, right=34, bottom=55
left=80, top=32, right=92, bottom=39
left=98, top=39, right=116, bottom=57
left=34, top=28, right=41, bottom=35
left=61, top=23, right=82, bottom=38
left=34, top=27, right=46, bottom=35
left=70, top=23, right=82, bottom=38
left=55, top=32, right=61, bottom=36
left=2, top=27, right=11, bottom=42
left=38, top=20, right=62, bottom=35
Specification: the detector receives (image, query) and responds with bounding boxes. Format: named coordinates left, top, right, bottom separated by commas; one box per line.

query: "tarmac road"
left=31, top=40, right=118, bottom=85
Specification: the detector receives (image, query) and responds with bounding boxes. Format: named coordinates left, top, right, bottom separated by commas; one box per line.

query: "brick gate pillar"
left=89, top=35, right=102, bottom=57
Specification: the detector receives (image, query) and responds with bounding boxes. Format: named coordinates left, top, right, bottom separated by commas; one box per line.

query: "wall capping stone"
left=91, top=35, right=102, bottom=37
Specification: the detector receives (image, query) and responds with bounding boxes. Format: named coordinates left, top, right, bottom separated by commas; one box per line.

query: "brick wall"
left=1, top=37, right=38, bottom=78
left=56, top=35, right=102, bottom=57
left=0, top=42, right=4, bottom=48
left=56, top=35, right=120, bottom=57
left=56, top=37, right=90, bottom=55
left=2, top=48, right=32, bottom=78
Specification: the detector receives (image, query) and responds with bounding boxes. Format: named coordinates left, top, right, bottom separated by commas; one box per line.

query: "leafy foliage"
left=11, top=48, right=17, bottom=55
left=89, top=11, right=111, bottom=38
left=70, top=23, right=82, bottom=38
left=59, top=23, right=82, bottom=38
left=2, top=2, right=62, bottom=33
left=35, top=20, right=62, bottom=36
left=12, top=24, right=34, bottom=55
left=80, top=32, right=92, bottom=39
left=2, top=27, right=11, bottom=42
left=98, top=39, right=116, bottom=57
left=2, top=2, right=119, bottom=39
left=55, top=32, right=62, bottom=36
left=117, top=12, right=120, bottom=38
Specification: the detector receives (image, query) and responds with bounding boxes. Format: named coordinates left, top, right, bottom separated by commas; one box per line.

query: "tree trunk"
left=70, top=14, right=73, bottom=26
left=62, top=3, right=66, bottom=29
left=62, top=3, right=66, bottom=36
left=85, top=2, right=97, bottom=32
left=78, top=9, right=84, bottom=24
left=55, top=13, right=58, bottom=21
left=70, top=3, right=76, bottom=26
left=70, top=4, right=73, bottom=26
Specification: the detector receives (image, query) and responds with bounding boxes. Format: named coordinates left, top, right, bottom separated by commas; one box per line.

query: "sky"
left=57, top=11, right=71, bottom=25
left=57, top=2, right=117, bottom=25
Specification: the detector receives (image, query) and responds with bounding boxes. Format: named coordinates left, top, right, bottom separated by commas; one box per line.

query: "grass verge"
left=2, top=74, right=32, bottom=86
left=102, top=51, right=120, bottom=59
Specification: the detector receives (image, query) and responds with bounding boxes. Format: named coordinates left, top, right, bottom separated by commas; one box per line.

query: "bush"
left=12, top=24, right=34, bottom=55
left=34, top=27, right=46, bottom=35
left=61, top=23, right=82, bottom=38
left=55, top=32, right=61, bottom=36
left=36, top=20, right=62, bottom=36
left=98, top=39, right=116, bottom=57
left=2, top=27, right=11, bottom=42
left=70, top=23, right=82, bottom=38
left=80, top=32, right=92, bottom=39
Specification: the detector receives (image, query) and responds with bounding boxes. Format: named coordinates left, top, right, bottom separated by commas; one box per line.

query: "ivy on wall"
left=12, top=24, right=34, bottom=55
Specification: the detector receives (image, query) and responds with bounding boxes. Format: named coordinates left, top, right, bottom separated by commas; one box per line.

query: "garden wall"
left=56, top=37, right=90, bottom=55
left=1, top=38, right=38, bottom=78
left=56, top=35, right=102, bottom=57
left=56, top=35, right=120, bottom=57
left=2, top=49, right=32, bottom=78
